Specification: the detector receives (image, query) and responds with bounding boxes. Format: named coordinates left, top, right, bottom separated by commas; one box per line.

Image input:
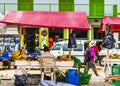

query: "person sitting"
left=38, top=45, right=56, bottom=81
left=41, top=45, right=55, bottom=58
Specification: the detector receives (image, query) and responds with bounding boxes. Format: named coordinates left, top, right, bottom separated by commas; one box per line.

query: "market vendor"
left=40, top=45, right=55, bottom=58
left=102, top=24, right=116, bottom=49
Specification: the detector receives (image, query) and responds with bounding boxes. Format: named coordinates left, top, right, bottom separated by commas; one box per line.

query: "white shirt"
left=41, top=52, right=55, bottom=58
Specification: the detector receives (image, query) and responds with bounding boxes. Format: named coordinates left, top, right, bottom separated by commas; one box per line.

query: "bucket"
left=67, top=69, right=80, bottom=85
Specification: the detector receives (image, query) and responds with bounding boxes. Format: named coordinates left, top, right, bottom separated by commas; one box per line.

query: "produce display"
left=57, top=54, right=73, bottom=61
left=12, top=50, right=26, bottom=60
left=106, top=54, right=119, bottom=59
left=57, top=55, right=81, bottom=71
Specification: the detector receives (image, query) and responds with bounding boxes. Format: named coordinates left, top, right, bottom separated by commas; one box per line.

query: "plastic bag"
left=102, top=33, right=116, bottom=49
left=39, top=80, right=56, bottom=86
left=14, top=74, right=27, bottom=86
left=14, top=66, right=30, bottom=86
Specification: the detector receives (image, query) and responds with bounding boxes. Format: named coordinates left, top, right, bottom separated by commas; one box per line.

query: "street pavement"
left=0, top=65, right=113, bottom=86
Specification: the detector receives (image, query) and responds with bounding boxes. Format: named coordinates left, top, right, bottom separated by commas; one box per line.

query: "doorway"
left=94, top=27, right=105, bottom=39
left=49, top=28, right=63, bottom=41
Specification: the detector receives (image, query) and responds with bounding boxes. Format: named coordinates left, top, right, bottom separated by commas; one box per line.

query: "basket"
left=27, top=74, right=40, bottom=85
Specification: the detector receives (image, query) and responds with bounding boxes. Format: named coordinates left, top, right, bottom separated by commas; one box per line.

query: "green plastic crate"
left=112, top=80, right=120, bottom=85
left=112, top=65, right=120, bottom=75
left=111, top=65, right=120, bottom=85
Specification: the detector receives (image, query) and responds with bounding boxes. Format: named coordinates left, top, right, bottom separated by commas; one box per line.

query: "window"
left=18, top=0, right=33, bottom=10
left=73, top=44, right=83, bottom=51
left=59, top=0, right=74, bottom=11
left=94, top=27, right=105, bottom=39
left=74, top=30, right=87, bottom=38
left=63, top=44, right=69, bottom=51
left=52, top=44, right=61, bottom=50
left=89, top=0, right=104, bottom=17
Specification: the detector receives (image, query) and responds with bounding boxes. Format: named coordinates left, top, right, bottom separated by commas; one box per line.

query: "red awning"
left=0, top=11, right=90, bottom=30
left=99, top=16, right=120, bottom=32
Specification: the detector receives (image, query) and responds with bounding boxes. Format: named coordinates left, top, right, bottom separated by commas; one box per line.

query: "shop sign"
left=41, top=30, right=47, bottom=36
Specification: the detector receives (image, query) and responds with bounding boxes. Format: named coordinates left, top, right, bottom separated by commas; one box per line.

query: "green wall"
left=59, top=0, right=74, bottom=39
left=18, top=0, right=33, bottom=10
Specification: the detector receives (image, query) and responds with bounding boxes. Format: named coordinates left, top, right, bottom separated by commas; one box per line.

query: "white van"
left=50, top=39, right=89, bottom=62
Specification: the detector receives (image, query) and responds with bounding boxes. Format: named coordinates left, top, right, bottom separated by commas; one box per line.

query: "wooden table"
left=15, top=60, right=75, bottom=77
left=15, top=60, right=74, bottom=69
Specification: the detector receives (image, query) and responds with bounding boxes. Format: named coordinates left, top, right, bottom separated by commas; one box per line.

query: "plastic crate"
left=111, top=80, right=120, bottom=85
left=111, top=65, right=120, bottom=85
left=112, top=65, right=120, bottom=75
left=27, top=74, right=40, bottom=85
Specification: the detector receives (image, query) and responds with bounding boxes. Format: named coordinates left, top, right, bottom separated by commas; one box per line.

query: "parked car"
left=50, top=39, right=89, bottom=63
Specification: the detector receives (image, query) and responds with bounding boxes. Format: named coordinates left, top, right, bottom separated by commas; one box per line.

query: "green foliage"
left=55, top=71, right=67, bottom=82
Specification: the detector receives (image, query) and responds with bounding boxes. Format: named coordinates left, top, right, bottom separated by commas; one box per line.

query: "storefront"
left=0, top=11, right=90, bottom=50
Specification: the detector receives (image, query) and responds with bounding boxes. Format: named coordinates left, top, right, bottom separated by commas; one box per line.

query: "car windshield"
left=52, top=44, right=61, bottom=50
left=63, top=44, right=69, bottom=51
left=62, top=44, right=83, bottom=51
left=73, top=44, right=83, bottom=51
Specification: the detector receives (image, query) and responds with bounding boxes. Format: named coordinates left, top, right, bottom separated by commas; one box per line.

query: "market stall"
left=99, top=16, right=120, bottom=32
left=0, top=11, right=91, bottom=85
left=0, top=10, right=90, bottom=63
left=100, top=16, right=120, bottom=85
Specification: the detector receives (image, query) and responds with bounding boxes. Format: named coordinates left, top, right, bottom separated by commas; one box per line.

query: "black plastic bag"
left=102, top=32, right=116, bottom=49
left=14, top=74, right=27, bottom=86
left=68, top=31, right=77, bottom=48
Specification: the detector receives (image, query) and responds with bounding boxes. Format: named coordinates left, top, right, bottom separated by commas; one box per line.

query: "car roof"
left=54, top=39, right=89, bottom=45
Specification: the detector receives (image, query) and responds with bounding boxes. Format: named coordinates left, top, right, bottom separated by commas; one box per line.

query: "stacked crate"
left=111, top=65, right=120, bottom=85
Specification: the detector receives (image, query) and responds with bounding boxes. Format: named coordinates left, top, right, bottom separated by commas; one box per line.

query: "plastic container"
left=111, top=65, right=120, bottom=85
left=67, top=69, right=80, bottom=85
left=112, top=65, right=120, bottom=75
left=1, top=53, right=10, bottom=59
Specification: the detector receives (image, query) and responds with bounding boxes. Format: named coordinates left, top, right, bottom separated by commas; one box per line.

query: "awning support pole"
left=20, top=26, right=22, bottom=50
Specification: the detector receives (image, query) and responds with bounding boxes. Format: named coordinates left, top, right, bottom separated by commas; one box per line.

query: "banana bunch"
left=20, top=49, right=27, bottom=60
left=12, top=50, right=27, bottom=60
left=112, top=54, right=118, bottom=59
left=105, top=54, right=118, bottom=59
left=12, top=50, right=20, bottom=60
